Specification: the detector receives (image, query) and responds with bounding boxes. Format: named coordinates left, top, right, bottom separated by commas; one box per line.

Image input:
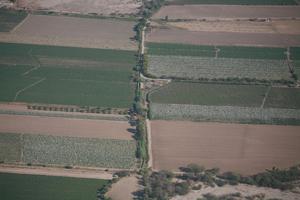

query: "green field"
left=147, top=42, right=287, bottom=59
left=0, top=42, right=135, bottom=108
left=0, top=133, right=136, bottom=169
left=0, top=8, right=27, bottom=32
left=294, top=60, right=300, bottom=78
left=0, top=173, right=107, bottom=200
left=149, top=82, right=300, bottom=124
left=291, top=47, right=300, bottom=60
left=146, top=43, right=290, bottom=81
left=166, top=0, right=298, bottom=5
left=150, top=82, right=267, bottom=107
left=146, top=42, right=215, bottom=57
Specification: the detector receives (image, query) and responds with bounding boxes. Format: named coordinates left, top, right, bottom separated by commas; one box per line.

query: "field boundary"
left=10, top=13, right=30, bottom=34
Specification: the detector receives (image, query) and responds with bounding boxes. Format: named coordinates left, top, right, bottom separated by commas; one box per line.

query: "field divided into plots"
left=0, top=9, right=27, bottom=32
left=149, top=82, right=300, bottom=124
left=146, top=42, right=291, bottom=82
left=0, top=42, right=135, bottom=108
left=0, top=173, right=108, bottom=200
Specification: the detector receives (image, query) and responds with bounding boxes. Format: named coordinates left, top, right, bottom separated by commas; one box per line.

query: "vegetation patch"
left=0, top=42, right=135, bottom=108
left=0, top=133, right=136, bottom=169
left=0, top=8, right=27, bottom=32
left=0, top=172, right=108, bottom=200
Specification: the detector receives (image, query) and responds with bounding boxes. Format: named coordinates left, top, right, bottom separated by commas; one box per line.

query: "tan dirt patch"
left=152, top=5, right=300, bottom=20
left=0, top=14, right=137, bottom=50
left=0, top=164, right=113, bottom=179
left=171, top=184, right=300, bottom=200
left=107, top=176, right=140, bottom=200
left=167, top=20, right=300, bottom=35
left=0, top=114, right=134, bottom=140
left=146, top=27, right=300, bottom=47
left=151, top=120, right=300, bottom=175
left=16, top=0, right=142, bottom=16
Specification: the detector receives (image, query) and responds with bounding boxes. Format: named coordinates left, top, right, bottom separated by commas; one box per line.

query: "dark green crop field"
left=0, top=9, right=27, bottom=32
left=146, top=42, right=215, bottom=57
left=0, top=173, right=107, bottom=200
left=147, top=42, right=287, bottom=59
left=150, top=82, right=267, bottom=107
left=265, top=87, right=300, bottom=109
left=166, top=0, right=298, bottom=5
left=0, top=43, right=136, bottom=108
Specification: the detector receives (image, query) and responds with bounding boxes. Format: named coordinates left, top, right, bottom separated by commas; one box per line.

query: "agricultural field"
left=149, top=82, right=300, bottom=124
left=0, top=42, right=135, bottom=108
left=146, top=43, right=291, bottom=81
left=152, top=5, right=300, bottom=19
left=150, top=120, right=300, bottom=174
left=146, top=27, right=300, bottom=47
left=165, top=0, right=298, bottom=5
left=0, top=14, right=137, bottom=50
left=16, top=0, right=142, bottom=16
left=0, top=133, right=136, bottom=169
left=0, top=172, right=108, bottom=200
left=0, top=8, right=27, bottom=32
left=0, top=113, right=136, bottom=169
left=166, top=20, right=300, bottom=35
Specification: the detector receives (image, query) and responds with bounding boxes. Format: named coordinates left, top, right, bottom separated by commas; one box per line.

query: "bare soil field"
left=167, top=19, right=300, bottom=35
left=146, top=27, right=300, bottom=47
left=0, top=14, right=137, bottom=50
left=0, top=164, right=113, bottom=180
left=171, top=184, right=300, bottom=200
left=151, top=120, right=300, bottom=175
left=16, top=0, right=142, bottom=16
left=107, top=176, right=140, bottom=200
left=152, top=5, right=300, bottom=20
left=0, top=114, right=134, bottom=140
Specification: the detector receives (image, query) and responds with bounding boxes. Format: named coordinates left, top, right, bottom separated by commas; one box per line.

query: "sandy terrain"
left=107, top=176, right=140, bottom=200
left=146, top=27, right=300, bottom=47
left=0, top=114, right=134, bottom=140
left=151, top=120, right=300, bottom=175
left=16, top=0, right=142, bottom=15
left=0, top=14, right=137, bottom=50
left=153, top=5, right=300, bottom=20
left=167, top=19, right=300, bottom=35
left=171, top=184, right=300, bottom=200
left=0, top=164, right=113, bottom=179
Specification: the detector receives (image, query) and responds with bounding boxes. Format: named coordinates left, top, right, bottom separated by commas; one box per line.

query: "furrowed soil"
left=146, top=27, right=300, bottom=47
left=0, top=114, right=134, bottom=140
left=0, top=14, right=137, bottom=50
left=151, top=120, right=300, bottom=175
left=152, top=5, right=300, bottom=20
left=16, top=0, right=142, bottom=16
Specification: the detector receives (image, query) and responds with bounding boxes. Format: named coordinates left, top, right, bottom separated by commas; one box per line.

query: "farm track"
left=0, top=164, right=113, bottom=180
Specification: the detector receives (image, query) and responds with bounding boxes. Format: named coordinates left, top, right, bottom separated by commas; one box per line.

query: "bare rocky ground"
left=107, top=176, right=140, bottom=200
left=16, top=0, right=142, bottom=16
left=171, top=184, right=300, bottom=200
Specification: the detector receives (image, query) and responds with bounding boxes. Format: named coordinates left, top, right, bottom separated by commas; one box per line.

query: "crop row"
left=148, top=55, right=291, bottom=81
left=0, top=133, right=136, bottom=169
left=150, top=103, right=300, bottom=125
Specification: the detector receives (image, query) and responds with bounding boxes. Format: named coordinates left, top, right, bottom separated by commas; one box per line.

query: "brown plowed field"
left=167, top=20, right=300, bottom=35
left=153, top=5, right=300, bottom=20
left=0, top=114, right=133, bottom=140
left=0, top=14, right=137, bottom=50
left=146, top=27, right=300, bottom=47
left=151, top=120, right=300, bottom=175
left=17, top=0, right=141, bottom=16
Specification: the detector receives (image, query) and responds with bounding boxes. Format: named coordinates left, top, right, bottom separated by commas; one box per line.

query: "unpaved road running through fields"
left=0, top=114, right=134, bottom=140
left=151, top=120, right=300, bottom=175
left=0, top=165, right=113, bottom=180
